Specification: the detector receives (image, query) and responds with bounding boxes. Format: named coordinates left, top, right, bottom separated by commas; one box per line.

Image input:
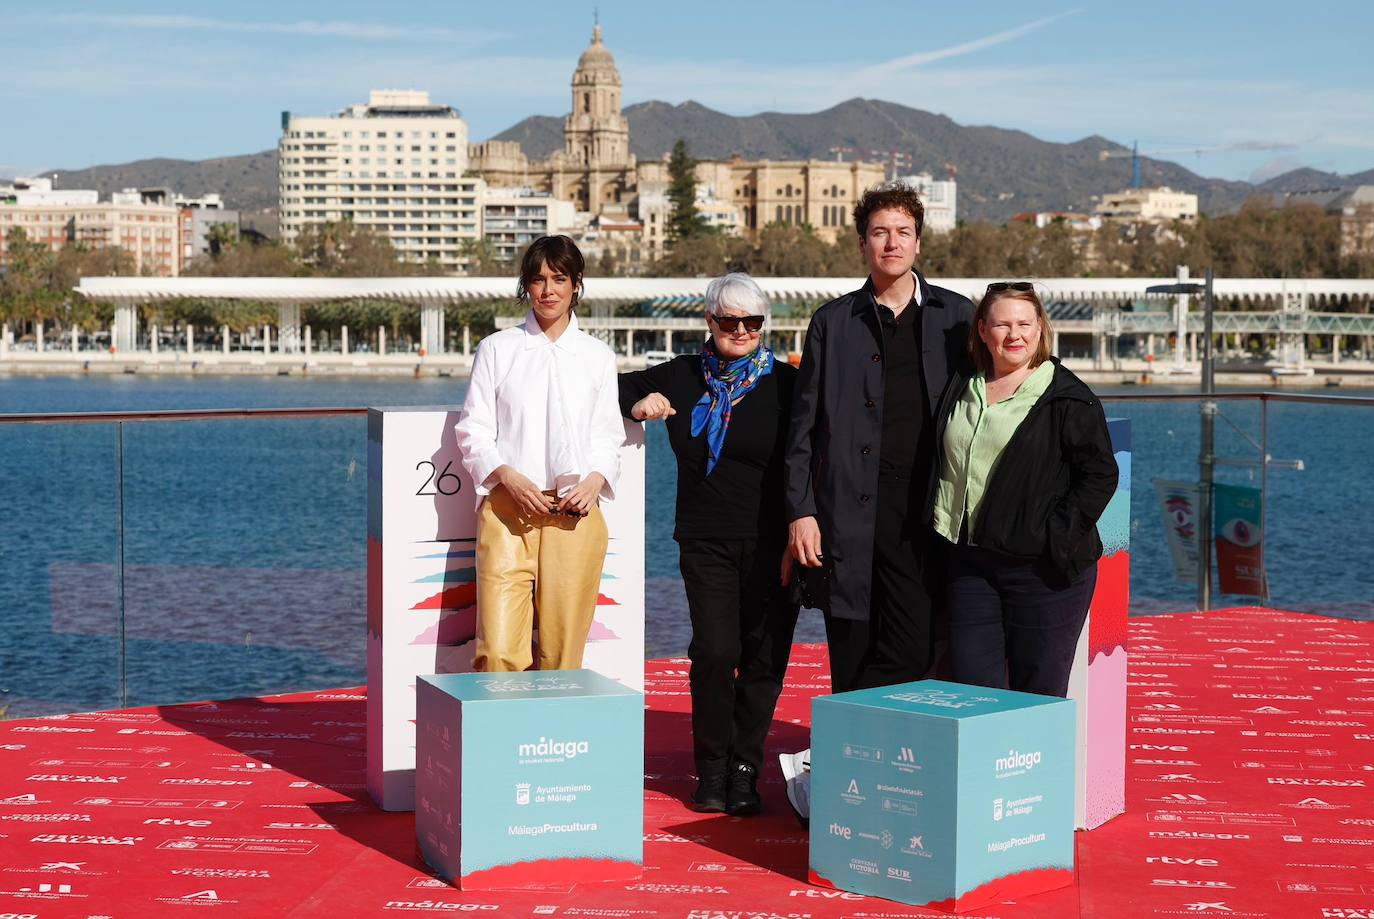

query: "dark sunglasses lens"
left=714, top=316, right=764, bottom=332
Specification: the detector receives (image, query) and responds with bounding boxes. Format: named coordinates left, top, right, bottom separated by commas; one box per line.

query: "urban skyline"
left=2, top=1, right=1372, bottom=185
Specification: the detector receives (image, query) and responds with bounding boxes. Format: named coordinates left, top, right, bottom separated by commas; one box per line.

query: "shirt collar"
left=522, top=309, right=582, bottom=350
left=856, top=270, right=925, bottom=317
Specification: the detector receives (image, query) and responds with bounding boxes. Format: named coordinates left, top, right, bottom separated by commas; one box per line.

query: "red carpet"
left=3, top=607, right=1373, bottom=918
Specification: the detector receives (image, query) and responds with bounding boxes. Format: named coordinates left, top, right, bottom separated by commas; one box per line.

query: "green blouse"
left=932, top=361, right=1055, bottom=544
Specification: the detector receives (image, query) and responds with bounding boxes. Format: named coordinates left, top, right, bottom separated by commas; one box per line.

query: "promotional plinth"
left=415, top=668, right=643, bottom=889
left=367, top=407, right=646, bottom=811
left=1066, top=417, right=1131, bottom=829
left=809, top=679, right=1075, bottom=914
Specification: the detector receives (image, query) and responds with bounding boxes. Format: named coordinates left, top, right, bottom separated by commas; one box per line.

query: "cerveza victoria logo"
left=994, top=749, right=1042, bottom=779
left=517, top=737, right=589, bottom=764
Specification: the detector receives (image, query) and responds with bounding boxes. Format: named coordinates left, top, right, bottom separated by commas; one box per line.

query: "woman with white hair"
left=619, top=272, right=799, bottom=816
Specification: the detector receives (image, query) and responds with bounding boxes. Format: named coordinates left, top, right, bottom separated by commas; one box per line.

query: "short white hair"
left=704, top=272, right=770, bottom=320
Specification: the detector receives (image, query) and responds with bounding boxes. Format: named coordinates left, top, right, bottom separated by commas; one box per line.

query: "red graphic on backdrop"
left=411, top=583, right=478, bottom=611
left=1087, top=551, right=1130, bottom=660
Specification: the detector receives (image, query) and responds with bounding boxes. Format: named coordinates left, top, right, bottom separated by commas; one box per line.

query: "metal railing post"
left=116, top=421, right=128, bottom=708
left=1198, top=269, right=1216, bottom=611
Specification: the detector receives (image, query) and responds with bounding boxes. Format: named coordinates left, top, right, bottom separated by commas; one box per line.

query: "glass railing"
left=1, top=391, right=1370, bottom=718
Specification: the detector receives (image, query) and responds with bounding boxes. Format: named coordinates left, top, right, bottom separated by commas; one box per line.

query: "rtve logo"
left=1145, top=856, right=1219, bottom=866
left=828, top=822, right=852, bottom=840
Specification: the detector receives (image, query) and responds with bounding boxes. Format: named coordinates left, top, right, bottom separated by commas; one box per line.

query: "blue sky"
left=3, top=0, right=1371, bottom=185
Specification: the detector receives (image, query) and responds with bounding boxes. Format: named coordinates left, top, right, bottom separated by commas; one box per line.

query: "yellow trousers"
left=474, top=486, right=609, bottom=672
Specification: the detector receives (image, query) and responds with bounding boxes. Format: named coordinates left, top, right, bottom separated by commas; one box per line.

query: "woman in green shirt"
left=930, top=283, right=1118, bottom=697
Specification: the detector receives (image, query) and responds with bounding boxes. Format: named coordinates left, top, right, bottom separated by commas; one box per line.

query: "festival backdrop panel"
left=809, top=680, right=1075, bottom=913
left=416, top=669, right=643, bottom=889
left=1068, top=417, right=1131, bottom=829
left=367, top=408, right=645, bottom=812
left=1214, top=482, right=1265, bottom=598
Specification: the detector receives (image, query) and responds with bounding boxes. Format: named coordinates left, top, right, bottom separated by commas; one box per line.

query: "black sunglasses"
left=710, top=314, right=766, bottom=333
left=986, top=281, right=1035, bottom=294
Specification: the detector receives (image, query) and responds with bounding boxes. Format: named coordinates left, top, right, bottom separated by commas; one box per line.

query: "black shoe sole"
left=725, top=800, right=762, bottom=816
left=687, top=798, right=727, bottom=813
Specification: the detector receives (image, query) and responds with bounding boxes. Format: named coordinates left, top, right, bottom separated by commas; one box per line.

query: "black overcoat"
left=784, top=271, right=974, bottom=621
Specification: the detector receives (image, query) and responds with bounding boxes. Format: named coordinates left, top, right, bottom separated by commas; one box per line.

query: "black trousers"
left=946, top=544, right=1097, bottom=698
left=678, top=537, right=801, bottom=775
left=823, top=475, right=935, bottom=694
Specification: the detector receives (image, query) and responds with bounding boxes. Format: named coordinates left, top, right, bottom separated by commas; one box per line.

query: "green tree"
left=666, top=139, right=707, bottom=243
left=292, top=220, right=414, bottom=277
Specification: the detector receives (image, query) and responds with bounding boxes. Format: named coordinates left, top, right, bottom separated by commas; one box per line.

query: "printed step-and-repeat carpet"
left=3, top=607, right=1373, bottom=918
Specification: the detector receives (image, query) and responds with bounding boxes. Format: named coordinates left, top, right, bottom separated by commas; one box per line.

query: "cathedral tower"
left=564, top=24, right=630, bottom=169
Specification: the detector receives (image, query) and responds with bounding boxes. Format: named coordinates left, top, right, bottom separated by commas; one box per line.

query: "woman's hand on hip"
left=788, top=515, right=824, bottom=568
left=631, top=392, right=675, bottom=421
left=557, top=473, right=605, bottom=517
left=494, top=465, right=555, bottom=518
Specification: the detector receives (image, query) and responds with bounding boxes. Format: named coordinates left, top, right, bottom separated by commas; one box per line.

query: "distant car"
left=642, top=350, right=675, bottom=367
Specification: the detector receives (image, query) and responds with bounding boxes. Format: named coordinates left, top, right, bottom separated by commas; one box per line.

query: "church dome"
left=575, top=25, right=619, bottom=74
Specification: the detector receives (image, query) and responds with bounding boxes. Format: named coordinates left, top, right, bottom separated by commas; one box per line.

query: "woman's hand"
left=631, top=392, right=675, bottom=421
left=494, top=465, right=556, bottom=518
left=557, top=473, right=606, bottom=517
left=788, top=515, right=824, bottom=568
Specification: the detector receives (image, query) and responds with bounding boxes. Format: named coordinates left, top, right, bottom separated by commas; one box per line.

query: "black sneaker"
left=725, top=761, right=761, bottom=816
left=689, top=770, right=728, bottom=813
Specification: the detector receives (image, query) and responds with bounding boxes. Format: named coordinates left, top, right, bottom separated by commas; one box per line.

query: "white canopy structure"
left=75, top=273, right=1374, bottom=369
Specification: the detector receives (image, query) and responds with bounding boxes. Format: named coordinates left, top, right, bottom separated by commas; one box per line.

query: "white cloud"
left=30, top=13, right=503, bottom=43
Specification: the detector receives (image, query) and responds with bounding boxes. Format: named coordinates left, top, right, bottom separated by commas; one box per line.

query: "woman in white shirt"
left=455, top=236, right=625, bottom=672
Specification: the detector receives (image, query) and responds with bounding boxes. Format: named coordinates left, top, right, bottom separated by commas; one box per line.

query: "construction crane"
left=829, top=145, right=859, bottom=162
left=1099, top=140, right=1224, bottom=189
left=868, top=148, right=913, bottom=180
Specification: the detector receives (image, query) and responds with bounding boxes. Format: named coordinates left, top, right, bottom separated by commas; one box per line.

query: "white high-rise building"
left=896, top=173, right=958, bottom=234
left=278, top=90, right=482, bottom=270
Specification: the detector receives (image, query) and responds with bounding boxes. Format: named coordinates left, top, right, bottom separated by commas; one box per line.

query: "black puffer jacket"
left=928, top=357, right=1118, bottom=584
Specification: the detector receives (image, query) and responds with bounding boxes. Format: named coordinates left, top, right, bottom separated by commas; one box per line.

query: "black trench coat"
left=784, top=271, right=973, bottom=622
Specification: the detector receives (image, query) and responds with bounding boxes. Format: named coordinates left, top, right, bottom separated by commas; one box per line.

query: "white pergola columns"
left=75, top=275, right=1374, bottom=366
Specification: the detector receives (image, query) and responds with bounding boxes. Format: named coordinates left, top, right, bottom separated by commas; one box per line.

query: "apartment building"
left=278, top=90, right=482, bottom=270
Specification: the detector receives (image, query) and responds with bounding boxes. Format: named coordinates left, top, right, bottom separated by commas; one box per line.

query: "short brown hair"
left=969, top=285, right=1054, bottom=374
left=852, top=181, right=925, bottom=238
left=516, top=235, right=585, bottom=305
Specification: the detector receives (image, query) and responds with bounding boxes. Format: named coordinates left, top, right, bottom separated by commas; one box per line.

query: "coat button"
left=871, top=353, right=881, bottom=362
left=860, top=495, right=870, bottom=503
left=861, top=446, right=871, bottom=455
left=864, top=399, right=875, bottom=408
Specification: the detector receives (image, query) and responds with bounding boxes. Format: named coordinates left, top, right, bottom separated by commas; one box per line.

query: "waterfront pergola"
left=74, top=273, right=1374, bottom=368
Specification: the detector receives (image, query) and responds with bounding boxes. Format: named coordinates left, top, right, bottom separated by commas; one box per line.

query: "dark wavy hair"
left=852, top=181, right=926, bottom=238
left=516, top=235, right=586, bottom=306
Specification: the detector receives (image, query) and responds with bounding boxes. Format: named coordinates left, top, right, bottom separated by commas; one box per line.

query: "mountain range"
left=44, top=97, right=1373, bottom=232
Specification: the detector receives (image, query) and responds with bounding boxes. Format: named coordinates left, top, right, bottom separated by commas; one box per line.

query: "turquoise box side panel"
left=810, top=681, right=1075, bottom=909
left=416, top=669, right=643, bottom=884
left=954, top=699, right=1076, bottom=896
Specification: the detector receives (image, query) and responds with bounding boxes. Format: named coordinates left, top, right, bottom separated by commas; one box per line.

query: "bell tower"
left=564, top=23, right=630, bottom=169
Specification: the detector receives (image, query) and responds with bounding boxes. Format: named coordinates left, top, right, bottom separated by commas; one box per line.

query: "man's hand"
left=788, top=515, right=824, bottom=568
left=630, top=392, right=675, bottom=421
left=494, top=465, right=556, bottom=518
left=556, top=473, right=605, bottom=517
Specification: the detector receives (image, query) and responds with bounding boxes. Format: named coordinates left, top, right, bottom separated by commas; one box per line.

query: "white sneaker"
left=779, top=748, right=811, bottom=826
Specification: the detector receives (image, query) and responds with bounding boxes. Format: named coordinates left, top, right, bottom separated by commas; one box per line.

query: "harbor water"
left=1, top=373, right=1370, bottom=716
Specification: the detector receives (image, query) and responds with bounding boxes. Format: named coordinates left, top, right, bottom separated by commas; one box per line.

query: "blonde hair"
left=969, top=285, right=1053, bottom=374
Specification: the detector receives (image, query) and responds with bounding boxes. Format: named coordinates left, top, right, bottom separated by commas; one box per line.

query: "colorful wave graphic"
left=1088, top=551, right=1130, bottom=661
left=410, top=607, right=477, bottom=646
left=412, top=584, right=478, bottom=611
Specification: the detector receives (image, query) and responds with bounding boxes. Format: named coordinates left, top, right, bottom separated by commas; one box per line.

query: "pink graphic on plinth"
left=460, top=856, right=640, bottom=890
left=409, top=608, right=477, bottom=646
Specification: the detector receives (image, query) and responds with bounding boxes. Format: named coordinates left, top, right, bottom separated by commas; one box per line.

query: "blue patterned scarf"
left=691, top=342, right=775, bottom=475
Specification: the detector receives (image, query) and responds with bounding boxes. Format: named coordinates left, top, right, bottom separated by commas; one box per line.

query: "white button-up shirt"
left=455, top=310, right=624, bottom=504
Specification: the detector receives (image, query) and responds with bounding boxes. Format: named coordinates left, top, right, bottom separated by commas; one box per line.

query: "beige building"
left=0, top=178, right=180, bottom=276
left=468, top=26, right=889, bottom=262
left=1095, top=186, right=1198, bottom=224
left=480, top=188, right=578, bottom=261
left=278, top=90, right=483, bottom=270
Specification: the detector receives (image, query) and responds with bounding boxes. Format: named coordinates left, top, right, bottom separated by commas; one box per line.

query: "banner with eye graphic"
left=1214, top=482, right=1266, bottom=598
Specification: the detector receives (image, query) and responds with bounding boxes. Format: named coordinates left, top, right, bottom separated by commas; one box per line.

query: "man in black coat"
left=784, top=182, right=973, bottom=693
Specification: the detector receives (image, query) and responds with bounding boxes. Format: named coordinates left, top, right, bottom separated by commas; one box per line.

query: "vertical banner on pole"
left=1067, top=418, right=1130, bottom=830
left=366, top=407, right=645, bottom=812
left=1214, top=482, right=1265, bottom=597
left=1153, top=479, right=1200, bottom=584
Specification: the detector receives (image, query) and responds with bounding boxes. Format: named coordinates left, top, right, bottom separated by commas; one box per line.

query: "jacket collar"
left=1044, top=356, right=1099, bottom=404
left=522, top=309, right=582, bottom=350
left=852, top=270, right=940, bottom=317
